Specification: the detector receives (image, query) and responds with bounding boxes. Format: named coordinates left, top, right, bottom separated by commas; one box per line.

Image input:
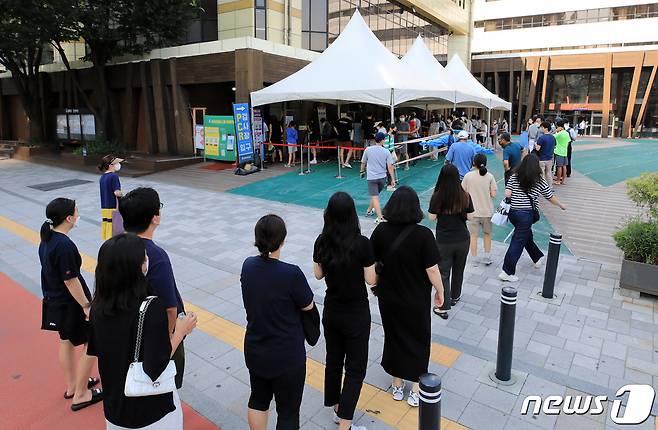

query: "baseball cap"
left=374, top=132, right=387, bottom=142
left=457, top=130, right=469, bottom=139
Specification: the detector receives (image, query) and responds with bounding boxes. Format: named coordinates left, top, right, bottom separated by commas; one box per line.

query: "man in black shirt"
left=336, top=114, right=354, bottom=168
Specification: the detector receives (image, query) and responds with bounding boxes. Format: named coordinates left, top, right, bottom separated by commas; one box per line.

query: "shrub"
left=613, top=219, right=658, bottom=265
left=73, top=140, right=121, bottom=156
left=626, top=172, right=658, bottom=220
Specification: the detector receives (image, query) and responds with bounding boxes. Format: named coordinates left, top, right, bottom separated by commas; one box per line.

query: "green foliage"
left=626, top=172, right=658, bottom=220
left=73, top=140, right=120, bottom=156
left=614, top=219, right=658, bottom=265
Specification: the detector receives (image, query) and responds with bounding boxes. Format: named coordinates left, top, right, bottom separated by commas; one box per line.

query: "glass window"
left=311, top=0, right=327, bottom=31
left=302, top=0, right=310, bottom=31
left=255, top=8, right=266, bottom=39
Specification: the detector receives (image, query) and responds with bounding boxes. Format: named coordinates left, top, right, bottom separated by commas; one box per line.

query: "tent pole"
left=487, top=108, right=492, bottom=148
left=390, top=89, right=395, bottom=126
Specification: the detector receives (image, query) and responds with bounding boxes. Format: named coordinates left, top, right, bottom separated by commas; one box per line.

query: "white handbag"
left=491, top=200, right=511, bottom=227
left=124, top=296, right=177, bottom=397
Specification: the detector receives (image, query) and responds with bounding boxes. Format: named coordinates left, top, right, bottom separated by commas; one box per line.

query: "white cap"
left=457, top=130, right=469, bottom=140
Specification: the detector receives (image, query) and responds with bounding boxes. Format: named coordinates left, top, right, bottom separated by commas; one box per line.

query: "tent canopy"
left=250, top=10, right=455, bottom=108
left=400, top=36, right=488, bottom=107
left=445, top=55, right=512, bottom=111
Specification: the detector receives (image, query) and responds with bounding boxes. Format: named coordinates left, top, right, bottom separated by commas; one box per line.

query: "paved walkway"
left=0, top=158, right=656, bottom=430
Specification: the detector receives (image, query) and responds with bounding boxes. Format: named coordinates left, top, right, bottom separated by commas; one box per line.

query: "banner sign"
left=232, top=103, right=254, bottom=163
left=252, top=108, right=264, bottom=146
left=194, top=125, right=205, bottom=150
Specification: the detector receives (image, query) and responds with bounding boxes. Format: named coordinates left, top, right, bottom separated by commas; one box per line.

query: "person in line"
left=371, top=186, right=444, bottom=406
left=241, top=215, right=315, bottom=430
left=407, top=112, right=421, bottom=165
left=269, top=115, right=284, bottom=163
left=360, top=132, right=396, bottom=223
left=534, top=121, right=556, bottom=187
left=500, top=118, right=509, bottom=134
left=489, top=120, right=499, bottom=149
left=337, top=114, right=354, bottom=169
left=554, top=119, right=570, bottom=186
left=462, top=154, right=496, bottom=265
left=98, top=155, right=124, bottom=240
left=527, top=116, right=540, bottom=153
left=500, top=132, right=526, bottom=185
left=428, top=165, right=474, bottom=320
left=500, top=154, right=566, bottom=282
left=445, top=130, right=476, bottom=180
left=313, top=192, right=376, bottom=430
left=285, top=120, right=298, bottom=168
left=478, top=120, right=488, bottom=147
left=395, top=114, right=411, bottom=171
left=119, top=188, right=187, bottom=390
left=88, top=234, right=197, bottom=429
left=579, top=119, right=587, bottom=136
left=352, top=114, right=363, bottom=162
left=363, top=113, right=375, bottom=147
left=566, top=122, right=577, bottom=178
left=39, top=198, right=102, bottom=411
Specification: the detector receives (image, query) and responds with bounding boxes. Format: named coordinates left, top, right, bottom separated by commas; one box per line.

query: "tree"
left=52, top=0, right=200, bottom=143
left=0, top=0, right=77, bottom=142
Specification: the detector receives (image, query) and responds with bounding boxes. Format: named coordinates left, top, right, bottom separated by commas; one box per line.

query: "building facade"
left=470, top=0, right=658, bottom=137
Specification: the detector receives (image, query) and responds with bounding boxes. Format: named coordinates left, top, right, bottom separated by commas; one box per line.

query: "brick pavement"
left=0, top=158, right=656, bottom=430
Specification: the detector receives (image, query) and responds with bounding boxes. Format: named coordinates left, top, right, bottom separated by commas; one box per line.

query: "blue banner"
left=232, top=103, right=254, bottom=163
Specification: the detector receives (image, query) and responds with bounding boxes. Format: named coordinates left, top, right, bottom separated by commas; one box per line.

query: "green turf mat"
left=574, top=141, right=658, bottom=186
left=229, top=154, right=569, bottom=253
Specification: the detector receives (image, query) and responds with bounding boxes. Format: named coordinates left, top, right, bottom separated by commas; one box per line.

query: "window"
left=255, top=0, right=266, bottom=40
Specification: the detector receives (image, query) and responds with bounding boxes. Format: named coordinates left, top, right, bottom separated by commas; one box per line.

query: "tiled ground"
left=0, top=158, right=656, bottom=430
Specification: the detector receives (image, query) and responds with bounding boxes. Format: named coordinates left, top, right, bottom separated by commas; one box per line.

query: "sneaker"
left=391, top=382, right=405, bottom=401
left=407, top=391, right=419, bottom=407
left=350, top=426, right=367, bottom=430
left=365, top=209, right=374, bottom=217
left=374, top=217, right=384, bottom=224
left=343, top=163, right=352, bottom=169
left=499, top=271, right=519, bottom=282
left=404, top=165, right=410, bottom=171
left=310, top=158, right=318, bottom=165
left=332, top=408, right=340, bottom=424
left=534, top=256, right=545, bottom=269
left=386, top=185, right=396, bottom=192
left=481, top=255, right=493, bottom=266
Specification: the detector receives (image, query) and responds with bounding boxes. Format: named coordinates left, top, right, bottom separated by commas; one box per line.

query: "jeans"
left=323, top=305, right=370, bottom=420
left=502, top=209, right=544, bottom=276
left=437, top=239, right=469, bottom=311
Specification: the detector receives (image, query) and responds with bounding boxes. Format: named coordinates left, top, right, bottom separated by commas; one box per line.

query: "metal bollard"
left=494, top=287, right=517, bottom=383
left=305, top=140, right=312, bottom=174
left=336, top=146, right=343, bottom=179
left=418, top=373, right=442, bottom=430
left=542, top=233, right=562, bottom=299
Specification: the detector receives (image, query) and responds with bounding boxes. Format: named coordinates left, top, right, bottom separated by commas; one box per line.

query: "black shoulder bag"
left=372, top=224, right=415, bottom=296
left=301, top=305, right=321, bottom=346
left=524, top=190, right=540, bottom=224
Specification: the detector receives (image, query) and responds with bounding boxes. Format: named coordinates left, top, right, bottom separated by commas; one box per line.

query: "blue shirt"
left=99, top=172, right=121, bottom=209
left=446, top=141, right=476, bottom=179
left=241, top=256, right=313, bottom=378
left=362, top=145, right=394, bottom=180
left=536, top=134, right=556, bottom=161
left=142, top=238, right=184, bottom=314
left=503, top=142, right=523, bottom=169
left=39, top=231, right=91, bottom=301
left=286, top=127, right=298, bottom=144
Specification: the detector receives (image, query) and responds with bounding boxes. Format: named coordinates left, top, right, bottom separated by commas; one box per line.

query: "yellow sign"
left=204, top=126, right=220, bottom=157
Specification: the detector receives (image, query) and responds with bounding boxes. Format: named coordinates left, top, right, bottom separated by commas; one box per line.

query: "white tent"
left=250, top=10, right=455, bottom=110
left=445, top=54, right=512, bottom=111
left=400, top=36, right=489, bottom=107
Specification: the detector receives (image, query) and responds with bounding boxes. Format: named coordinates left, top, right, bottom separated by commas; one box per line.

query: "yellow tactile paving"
left=0, top=216, right=469, bottom=429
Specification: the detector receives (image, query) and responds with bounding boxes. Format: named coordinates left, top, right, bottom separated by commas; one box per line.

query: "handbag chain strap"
left=133, top=296, right=157, bottom=363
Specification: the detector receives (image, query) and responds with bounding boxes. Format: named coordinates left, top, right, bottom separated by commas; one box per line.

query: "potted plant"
left=614, top=173, right=658, bottom=296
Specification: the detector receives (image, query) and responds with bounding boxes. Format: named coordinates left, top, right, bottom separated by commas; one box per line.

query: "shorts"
left=248, top=364, right=306, bottom=429
left=368, top=178, right=387, bottom=196
left=467, top=217, right=492, bottom=236
left=288, top=143, right=297, bottom=153
left=397, top=141, right=408, bottom=155
left=555, top=155, right=569, bottom=166
left=57, top=302, right=90, bottom=346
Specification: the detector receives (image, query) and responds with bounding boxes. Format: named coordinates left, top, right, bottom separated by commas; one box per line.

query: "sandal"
left=432, top=307, right=448, bottom=320
left=71, top=388, right=103, bottom=412
left=64, top=377, right=100, bottom=399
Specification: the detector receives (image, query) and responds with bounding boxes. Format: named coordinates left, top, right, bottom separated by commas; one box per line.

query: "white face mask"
left=113, top=163, right=122, bottom=172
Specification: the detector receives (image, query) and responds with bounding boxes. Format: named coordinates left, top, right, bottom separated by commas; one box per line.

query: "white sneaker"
left=407, top=391, right=419, bottom=407
left=534, top=256, right=545, bottom=268
left=349, top=426, right=367, bottom=430
left=374, top=217, right=384, bottom=224
left=499, top=271, right=519, bottom=282
left=481, top=255, right=493, bottom=266
left=386, top=185, right=396, bottom=192
left=332, top=409, right=340, bottom=424
left=365, top=209, right=374, bottom=217
left=391, top=382, right=405, bottom=401
left=310, top=158, right=317, bottom=165
left=343, top=163, right=352, bottom=169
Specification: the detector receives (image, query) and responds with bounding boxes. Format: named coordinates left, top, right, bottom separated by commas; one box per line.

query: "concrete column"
left=138, top=62, right=155, bottom=153
left=623, top=52, right=645, bottom=138
left=540, top=57, right=550, bottom=116
left=235, top=48, right=264, bottom=104
left=169, top=58, right=193, bottom=156
left=150, top=59, right=169, bottom=154
left=601, top=53, right=613, bottom=138
left=635, top=65, right=657, bottom=132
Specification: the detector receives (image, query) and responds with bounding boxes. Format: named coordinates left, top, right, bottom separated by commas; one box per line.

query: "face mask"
left=113, top=163, right=122, bottom=172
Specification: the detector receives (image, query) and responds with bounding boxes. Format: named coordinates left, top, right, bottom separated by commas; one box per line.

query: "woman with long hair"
left=428, top=165, right=474, bottom=320
left=500, top=154, right=566, bottom=282
left=89, top=234, right=197, bottom=429
left=98, top=154, right=124, bottom=240
left=39, top=198, right=102, bottom=411
left=314, top=192, right=376, bottom=430
left=269, top=115, right=283, bottom=163
left=241, top=214, right=316, bottom=430
left=370, top=186, right=444, bottom=407
left=461, top=154, right=497, bottom=265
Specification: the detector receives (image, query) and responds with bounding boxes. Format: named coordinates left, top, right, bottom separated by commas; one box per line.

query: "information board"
left=232, top=103, right=254, bottom=163
left=204, top=115, right=236, bottom=161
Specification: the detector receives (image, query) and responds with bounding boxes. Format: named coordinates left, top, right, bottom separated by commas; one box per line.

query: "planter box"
left=13, top=146, right=50, bottom=161
left=59, top=152, right=103, bottom=167
left=620, top=258, right=658, bottom=296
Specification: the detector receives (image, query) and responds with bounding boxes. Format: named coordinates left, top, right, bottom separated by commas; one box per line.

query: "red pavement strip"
left=0, top=272, right=220, bottom=430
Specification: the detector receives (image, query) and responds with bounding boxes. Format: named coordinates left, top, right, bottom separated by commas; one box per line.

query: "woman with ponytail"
left=98, top=154, right=124, bottom=240
left=240, top=214, right=315, bottom=429
left=38, top=198, right=103, bottom=411
left=462, top=153, right=497, bottom=265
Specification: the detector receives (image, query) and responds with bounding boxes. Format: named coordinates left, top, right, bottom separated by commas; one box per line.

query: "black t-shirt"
left=428, top=193, right=474, bottom=243
left=270, top=121, right=282, bottom=143
left=38, top=231, right=91, bottom=302
left=363, top=118, right=375, bottom=139
left=336, top=118, right=353, bottom=141
left=88, top=297, right=174, bottom=428
left=370, top=223, right=440, bottom=309
left=313, top=234, right=374, bottom=309
left=241, top=256, right=314, bottom=378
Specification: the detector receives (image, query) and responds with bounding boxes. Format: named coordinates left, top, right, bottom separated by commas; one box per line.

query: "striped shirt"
left=506, top=174, right=553, bottom=210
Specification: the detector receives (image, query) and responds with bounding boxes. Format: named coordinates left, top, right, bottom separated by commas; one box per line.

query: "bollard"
left=260, top=143, right=266, bottom=169
left=418, top=373, right=442, bottom=430
left=336, top=146, right=343, bottom=179
left=494, top=287, right=517, bottom=383
left=542, top=233, right=562, bottom=299
left=299, top=143, right=305, bottom=176
left=305, top=140, right=312, bottom=174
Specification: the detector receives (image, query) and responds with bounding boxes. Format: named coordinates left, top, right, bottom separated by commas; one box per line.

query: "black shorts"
left=248, top=364, right=306, bottom=429
left=58, top=303, right=90, bottom=346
